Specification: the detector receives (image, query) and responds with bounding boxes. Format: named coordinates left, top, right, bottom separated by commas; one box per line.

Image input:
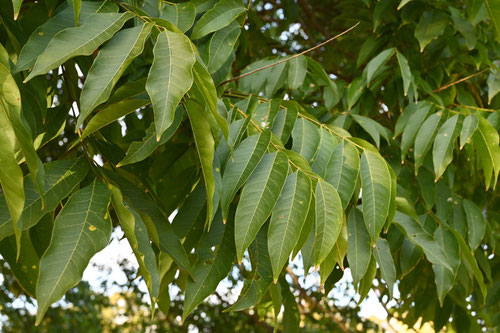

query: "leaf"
left=291, top=118, right=320, bottom=162
left=265, top=61, right=288, bottom=98
left=110, top=187, right=160, bottom=307
left=228, top=225, right=273, bottom=311
left=272, top=101, right=298, bottom=143
left=357, top=255, right=376, bottom=303
left=450, top=7, right=476, bottom=50
left=414, top=112, right=442, bottom=172
left=325, top=140, right=360, bottom=208
left=331, top=219, right=348, bottom=270
left=182, top=217, right=235, bottom=320
left=221, top=131, right=271, bottom=221
left=146, top=29, right=195, bottom=139
left=161, top=2, right=196, bottom=32
left=351, top=114, right=390, bottom=148
left=118, top=106, right=184, bottom=166
left=191, top=0, right=246, bottom=40
left=291, top=196, right=314, bottom=260
left=25, top=12, right=133, bottom=82
left=12, top=0, right=23, bottom=20
left=485, top=0, right=500, bottom=42
left=433, top=226, right=460, bottom=305
left=460, top=114, right=478, bottom=149
left=288, top=55, right=307, bottom=90
left=347, top=208, right=372, bottom=283
left=186, top=99, right=216, bottom=227
left=281, top=283, right=300, bottom=333
left=313, top=179, right=343, bottom=267
left=347, top=76, right=365, bottom=110
left=433, top=114, right=462, bottom=181
left=473, top=115, right=500, bottom=189
left=487, top=67, right=500, bottom=104
left=397, top=0, right=413, bottom=10
left=365, top=48, right=395, bottom=87
left=414, top=10, right=448, bottom=52
left=235, top=152, right=288, bottom=263
left=373, top=238, right=396, bottom=297
left=401, top=101, right=432, bottom=160
left=36, top=180, right=111, bottom=324
left=78, top=23, right=152, bottom=128
left=396, top=50, right=412, bottom=96
left=268, top=171, right=312, bottom=281
left=206, top=21, right=240, bottom=74
left=400, top=239, right=422, bottom=277
left=311, top=128, right=338, bottom=177
left=463, top=199, right=486, bottom=251
left=73, top=0, right=81, bottom=26
left=360, top=150, right=392, bottom=244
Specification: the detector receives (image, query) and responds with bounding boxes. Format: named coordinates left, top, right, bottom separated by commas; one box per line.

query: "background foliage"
left=1, top=0, right=500, bottom=331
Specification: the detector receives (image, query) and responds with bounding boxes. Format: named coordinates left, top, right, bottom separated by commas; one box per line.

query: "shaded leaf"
left=373, top=238, right=396, bottom=297
left=433, top=114, right=462, bottom=180
left=347, top=208, right=372, bottom=283
left=191, top=0, right=246, bottom=40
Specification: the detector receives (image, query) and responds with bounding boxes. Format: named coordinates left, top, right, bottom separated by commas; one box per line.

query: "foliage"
left=0, top=0, right=500, bottom=331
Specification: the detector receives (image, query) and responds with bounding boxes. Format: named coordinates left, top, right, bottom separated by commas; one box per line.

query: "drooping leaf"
left=373, top=238, right=396, bottom=297
left=347, top=208, right=372, bottom=283
left=473, top=115, right=500, bottom=189
left=414, top=112, right=442, bottom=172
left=268, top=171, right=312, bottom=281
left=311, top=128, right=338, bottom=177
left=36, top=180, right=112, bottom=324
left=485, top=0, right=500, bottom=42
left=433, top=226, right=460, bottom=306
left=414, top=10, right=448, bottom=52
left=401, top=101, right=432, bottom=160
left=206, top=21, right=240, bottom=74
left=357, top=255, right=376, bottom=303
left=331, top=219, right=348, bottom=270
left=281, top=283, right=300, bottom=333
left=25, top=12, right=133, bottom=82
left=460, top=114, right=478, bottom=149
left=400, top=239, right=422, bottom=277
left=463, top=199, right=486, bottom=251
left=234, top=152, right=288, bottom=263
left=161, top=1, right=196, bottom=32
left=433, top=114, right=462, bottom=181
left=146, top=29, right=195, bottom=139
left=288, top=55, right=307, bottom=90
left=272, top=101, right=298, bottom=143
left=291, top=118, right=320, bottom=162
left=396, top=50, right=413, bottom=97
left=365, top=48, right=395, bottom=87
left=78, top=23, right=152, bottom=127
left=191, top=0, right=246, bottom=40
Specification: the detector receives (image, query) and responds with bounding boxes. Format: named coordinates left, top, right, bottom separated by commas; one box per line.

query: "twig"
left=433, top=68, right=490, bottom=93
left=219, top=22, right=360, bottom=86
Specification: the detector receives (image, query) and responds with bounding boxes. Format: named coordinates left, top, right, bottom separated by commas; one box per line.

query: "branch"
left=433, top=67, right=489, bottom=93
left=219, top=22, right=360, bottom=86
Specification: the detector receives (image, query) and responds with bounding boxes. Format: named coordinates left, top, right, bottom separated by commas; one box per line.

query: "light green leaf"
left=360, top=150, right=391, bottom=244
left=25, top=12, right=133, bottom=82
left=325, top=139, right=360, bottom=208
left=400, top=239, right=422, bottom=277
left=268, top=171, right=311, bottom=281
left=186, top=99, right=216, bottom=228
left=319, top=249, right=337, bottom=286
left=110, top=187, right=160, bottom=308
left=0, top=158, right=88, bottom=241
left=450, top=7, right=476, bottom=49
left=12, top=0, right=23, bottom=20
left=357, top=255, right=376, bottom=303
left=118, top=106, right=184, bottom=166
left=235, top=152, right=288, bottom=263
left=473, top=115, right=500, bottom=189
left=191, top=0, right=246, bottom=40
left=414, top=10, right=448, bottom=52
left=396, top=51, right=412, bottom=96
left=291, top=196, right=314, bottom=260
left=460, top=114, right=478, bottom=149
left=73, top=0, right=81, bottom=26
left=314, top=179, right=343, bottom=267
left=207, top=21, right=240, bottom=74
left=36, top=180, right=111, bottom=324
left=401, top=102, right=432, bottom=160
left=311, top=128, right=338, bottom=177
left=414, top=112, right=442, bottom=172
left=373, top=238, right=396, bottom=297
left=433, top=114, right=462, bottom=181
left=365, top=48, right=395, bottom=87
left=397, top=0, right=413, bottom=10
left=351, top=114, right=390, bottom=149
left=463, top=199, right=486, bottom=251
left=485, top=0, right=500, bottom=42
left=487, top=67, right=500, bottom=104
left=147, top=29, right=195, bottom=139
left=347, top=208, right=372, bottom=283
left=272, top=100, right=298, bottom=143
left=288, top=55, right=307, bottom=90
left=161, top=2, right=196, bottom=32
left=265, top=61, right=288, bottom=98
left=332, top=219, right=348, bottom=270
left=291, top=118, right=320, bottom=162
left=433, top=226, right=460, bottom=306
left=221, top=131, right=271, bottom=221
left=78, top=24, right=152, bottom=128
left=347, top=76, right=365, bottom=110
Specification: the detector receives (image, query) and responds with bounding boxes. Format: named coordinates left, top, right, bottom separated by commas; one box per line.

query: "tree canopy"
left=0, top=0, right=500, bottom=331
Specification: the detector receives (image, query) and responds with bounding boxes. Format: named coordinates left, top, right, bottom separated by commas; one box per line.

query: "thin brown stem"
left=433, top=68, right=489, bottom=93
left=219, top=22, right=360, bottom=86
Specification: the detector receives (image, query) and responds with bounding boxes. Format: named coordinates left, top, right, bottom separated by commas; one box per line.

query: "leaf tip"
left=116, top=163, right=122, bottom=168
left=273, top=278, right=278, bottom=284
left=222, top=218, right=227, bottom=224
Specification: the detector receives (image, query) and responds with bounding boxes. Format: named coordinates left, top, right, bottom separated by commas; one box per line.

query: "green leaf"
left=401, top=102, right=432, bottom=160
left=78, top=24, right=152, bottom=128
left=73, top=0, right=81, bottom=26
left=288, top=55, right=307, bottom=90
left=331, top=219, right=348, bottom=270
left=485, top=0, right=500, bottom=42
left=221, top=131, right=271, bottom=221
left=473, top=115, right=500, bottom=189
left=396, top=50, right=413, bottom=96
left=463, top=199, right=486, bottom=251
left=36, top=180, right=111, bottom=324
left=147, top=29, right=195, bottom=139
left=360, top=150, right=392, bottom=244
left=25, top=12, right=133, bottom=82
left=325, top=139, right=360, bottom=208
left=347, top=208, right=372, bottom=283
left=186, top=99, right=216, bottom=227
left=12, top=0, right=23, bottom=20
left=397, top=0, right=413, bottom=10
left=351, top=114, right=390, bottom=149
left=433, top=226, right=460, bottom=306
left=191, top=0, right=246, bottom=40
left=347, top=76, right=365, bottom=110
left=313, top=179, right=343, bottom=267
left=268, top=171, right=312, bottom=281
left=291, top=118, right=320, bottom=162
left=460, top=114, right=478, bottom=149
left=272, top=100, right=298, bottom=143
left=311, top=127, right=338, bottom=177
left=373, top=238, right=396, bottom=297
left=281, top=283, right=300, bottom=333
left=365, top=48, right=395, bottom=87
left=433, top=114, right=462, bottom=181
left=110, top=186, right=160, bottom=307
left=414, top=112, right=443, bottom=172
left=487, top=67, right=500, bottom=104
left=291, top=196, right=314, bottom=260
left=118, top=106, right=184, bottom=166
left=450, top=7, right=476, bottom=50
left=235, top=152, right=288, bottom=263
left=182, top=217, right=235, bottom=320
left=357, top=255, right=376, bottom=303
left=414, top=10, right=448, bottom=52
left=161, top=2, right=196, bottom=32
left=206, top=21, right=240, bottom=74
left=265, top=61, right=288, bottom=98
left=400, top=239, right=422, bottom=277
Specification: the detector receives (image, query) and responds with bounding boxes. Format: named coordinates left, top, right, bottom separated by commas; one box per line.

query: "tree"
left=0, top=0, right=499, bottom=331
